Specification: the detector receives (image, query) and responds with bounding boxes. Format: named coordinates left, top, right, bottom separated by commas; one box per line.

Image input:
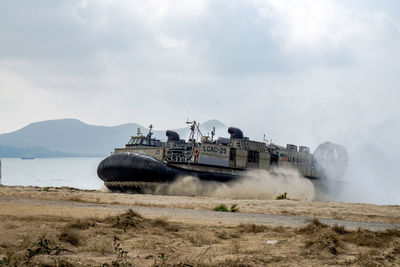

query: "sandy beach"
left=0, top=185, right=399, bottom=266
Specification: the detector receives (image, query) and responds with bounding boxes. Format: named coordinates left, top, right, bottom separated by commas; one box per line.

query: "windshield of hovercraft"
left=127, top=137, right=143, bottom=145
left=127, top=137, right=161, bottom=147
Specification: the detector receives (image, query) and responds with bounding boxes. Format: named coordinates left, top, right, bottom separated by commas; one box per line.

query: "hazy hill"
left=0, top=144, right=77, bottom=158
left=0, top=119, right=143, bottom=156
left=0, top=118, right=226, bottom=157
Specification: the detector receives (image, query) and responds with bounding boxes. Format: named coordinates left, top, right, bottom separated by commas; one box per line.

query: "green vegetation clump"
left=276, top=192, right=288, bottom=200
left=214, top=204, right=228, bottom=212
left=229, top=204, right=239, bottom=212
left=214, top=204, right=239, bottom=212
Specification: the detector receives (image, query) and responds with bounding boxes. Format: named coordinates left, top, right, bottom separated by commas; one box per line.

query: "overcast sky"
left=1, top=0, right=399, bottom=147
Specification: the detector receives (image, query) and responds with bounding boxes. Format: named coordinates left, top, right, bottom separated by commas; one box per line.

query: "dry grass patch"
left=298, top=219, right=400, bottom=259
left=25, top=236, right=61, bottom=266
left=101, top=210, right=180, bottom=234
left=103, top=209, right=145, bottom=232
left=304, top=229, right=342, bottom=255
left=215, top=230, right=240, bottom=240
left=237, top=223, right=270, bottom=233
left=229, top=240, right=241, bottom=254
left=66, top=217, right=99, bottom=230
left=2, top=197, right=399, bottom=267
left=236, top=223, right=290, bottom=237
left=297, top=218, right=329, bottom=235
left=331, top=224, right=348, bottom=234
left=353, top=249, right=398, bottom=267
left=298, top=219, right=343, bottom=256
left=393, top=244, right=400, bottom=254
left=343, top=228, right=400, bottom=248
left=151, top=217, right=180, bottom=232
left=187, top=232, right=216, bottom=247
left=58, top=228, right=81, bottom=246
left=298, top=220, right=346, bottom=256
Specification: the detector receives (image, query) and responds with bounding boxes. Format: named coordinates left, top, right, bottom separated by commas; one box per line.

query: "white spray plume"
left=100, top=185, right=110, bottom=193
left=155, top=168, right=315, bottom=200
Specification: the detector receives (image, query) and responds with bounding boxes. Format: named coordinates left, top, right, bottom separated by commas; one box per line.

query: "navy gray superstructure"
left=97, top=122, right=348, bottom=195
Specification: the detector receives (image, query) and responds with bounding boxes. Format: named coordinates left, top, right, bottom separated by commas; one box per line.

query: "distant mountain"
left=0, top=144, right=78, bottom=158
left=0, top=119, right=144, bottom=156
left=0, top=118, right=226, bottom=157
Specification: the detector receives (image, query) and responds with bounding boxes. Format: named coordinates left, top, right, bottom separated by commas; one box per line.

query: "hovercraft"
left=97, top=122, right=348, bottom=194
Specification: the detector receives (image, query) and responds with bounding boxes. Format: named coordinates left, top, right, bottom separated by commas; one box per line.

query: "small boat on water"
left=21, top=157, right=35, bottom=160
left=97, top=121, right=348, bottom=195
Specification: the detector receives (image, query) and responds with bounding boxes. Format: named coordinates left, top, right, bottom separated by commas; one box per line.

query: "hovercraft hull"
left=97, top=153, right=241, bottom=192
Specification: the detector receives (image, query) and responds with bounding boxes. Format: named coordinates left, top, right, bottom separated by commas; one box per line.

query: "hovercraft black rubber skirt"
left=97, top=153, right=239, bottom=186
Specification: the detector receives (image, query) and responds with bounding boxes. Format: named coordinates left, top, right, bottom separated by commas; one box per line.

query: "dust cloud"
left=327, top=119, right=400, bottom=205
left=155, top=168, right=316, bottom=200
left=100, top=185, right=110, bottom=193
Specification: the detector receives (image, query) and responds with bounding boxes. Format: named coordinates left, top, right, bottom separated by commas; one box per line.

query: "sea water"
left=0, top=158, right=104, bottom=190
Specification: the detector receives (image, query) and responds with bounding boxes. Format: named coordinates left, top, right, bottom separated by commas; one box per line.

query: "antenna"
left=196, top=122, right=203, bottom=140
left=146, top=124, right=153, bottom=138
left=187, top=120, right=203, bottom=142
left=263, top=132, right=272, bottom=144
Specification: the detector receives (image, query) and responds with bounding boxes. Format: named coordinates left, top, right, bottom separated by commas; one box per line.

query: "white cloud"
left=254, top=0, right=400, bottom=68
left=258, top=0, right=352, bottom=47
left=158, top=35, right=188, bottom=49
left=0, top=0, right=399, bottom=136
